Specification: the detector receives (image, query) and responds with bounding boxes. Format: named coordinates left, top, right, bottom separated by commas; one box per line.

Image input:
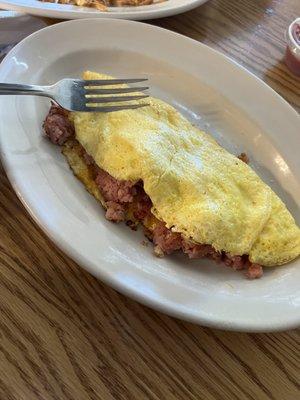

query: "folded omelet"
left=68, top=71, right=300, bottom=267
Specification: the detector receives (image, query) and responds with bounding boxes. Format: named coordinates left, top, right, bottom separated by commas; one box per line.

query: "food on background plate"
left=43, top=71, right=300, bottom=279
left=39, top=0, right=160, bottom=11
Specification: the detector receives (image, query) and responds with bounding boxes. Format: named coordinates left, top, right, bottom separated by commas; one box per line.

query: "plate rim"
left=0, top=18, right=299, bottom=332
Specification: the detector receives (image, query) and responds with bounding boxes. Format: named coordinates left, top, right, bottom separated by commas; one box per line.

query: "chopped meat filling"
left=105, top=201, right=126, bottom=222
left=43, top=103, right=74, bottom=145
left=182, top=241, right=222, bottom=263
left=246, top=263, right=263, bottom=279
left=95, top=169, right=136, bottom=204
left=238, top=152, right=249, bottom=164
left=94, top=169, right=136, bottom=222
left=133, top=185, right=153, bottom=221
left=152, top=221, right=182, bottom=255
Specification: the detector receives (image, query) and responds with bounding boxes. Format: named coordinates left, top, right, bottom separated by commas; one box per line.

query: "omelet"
left=67, top=71, right=300, bottom=267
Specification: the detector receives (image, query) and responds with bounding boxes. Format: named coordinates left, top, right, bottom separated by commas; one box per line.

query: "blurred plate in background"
left=0, top=0, right=209, bottom=20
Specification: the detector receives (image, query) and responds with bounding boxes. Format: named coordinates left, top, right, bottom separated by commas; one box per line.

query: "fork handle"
left=0, top=83, right=51, bottom=97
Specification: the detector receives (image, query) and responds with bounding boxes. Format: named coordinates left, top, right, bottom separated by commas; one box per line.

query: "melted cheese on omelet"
left=70, top=71, right=300, bottom=266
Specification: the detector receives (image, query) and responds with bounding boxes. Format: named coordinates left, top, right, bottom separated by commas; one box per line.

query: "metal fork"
left=0, top=78, right=149, bottom=112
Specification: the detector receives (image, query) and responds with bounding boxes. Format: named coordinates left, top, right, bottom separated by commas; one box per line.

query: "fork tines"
left=82, top=78, right=148, bottom=86
left=82, top=78, right=149, bottom=111
left=85, top=86, right=149, bottom=95
left=84, top=104, right=150, bottom=112
left=85, top=95, right=149, bottom=104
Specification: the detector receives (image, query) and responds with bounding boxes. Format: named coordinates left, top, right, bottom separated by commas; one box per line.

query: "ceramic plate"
left=0, top=19, right=299, bottom=332
left=0, top=0, right=209, bottom=20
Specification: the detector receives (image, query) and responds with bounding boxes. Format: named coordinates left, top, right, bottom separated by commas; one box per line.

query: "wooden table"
left=0, top=1, right=299, bottom=399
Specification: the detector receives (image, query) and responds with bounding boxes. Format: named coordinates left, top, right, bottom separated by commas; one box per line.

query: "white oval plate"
left=0, top=0, right=208, bottom=20
left=0, top=19, right=299, bottom=332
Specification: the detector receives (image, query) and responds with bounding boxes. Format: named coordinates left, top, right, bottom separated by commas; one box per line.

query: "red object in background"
left=292, top=22, right=300, bottom=45
left=285, top=19, right=300, bottom=77
left=285, top=46, right=300, bottom=76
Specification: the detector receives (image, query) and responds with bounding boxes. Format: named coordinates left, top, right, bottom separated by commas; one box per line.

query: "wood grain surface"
left=0, top=1, right=300, bottom=399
